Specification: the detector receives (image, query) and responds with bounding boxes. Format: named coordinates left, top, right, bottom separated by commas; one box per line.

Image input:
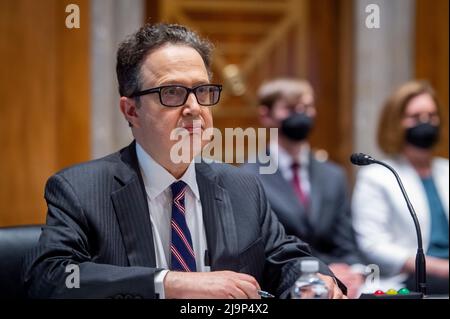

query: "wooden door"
left=0, top=0, right=90, bottom=226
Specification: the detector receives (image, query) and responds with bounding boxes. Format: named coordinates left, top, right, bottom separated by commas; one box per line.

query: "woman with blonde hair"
left=352, top=80, right=448, bottom=294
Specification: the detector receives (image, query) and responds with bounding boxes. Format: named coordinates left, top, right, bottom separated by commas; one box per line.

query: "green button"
left=398, top=288, right=410, bottom=295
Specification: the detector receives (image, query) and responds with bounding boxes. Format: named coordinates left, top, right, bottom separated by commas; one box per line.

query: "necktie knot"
left=291, top=162, right=300, bottom=171
left=171, top=181, right=187, bottom=198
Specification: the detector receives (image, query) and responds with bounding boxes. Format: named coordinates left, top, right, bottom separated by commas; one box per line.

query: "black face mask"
left=405, top=123, right=440, bottom=149
left=280, top=112, right=314, bottom=141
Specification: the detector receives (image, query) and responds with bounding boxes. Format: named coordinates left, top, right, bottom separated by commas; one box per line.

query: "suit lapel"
left=259, top=164, right=310, bottom=236
left=308, top=157, right=327, bottom=235
left=196, top=163, right=239, bottom=272
left=111, top=142, right=156, bottom=267
left=266, top=169, right=308, bottom=211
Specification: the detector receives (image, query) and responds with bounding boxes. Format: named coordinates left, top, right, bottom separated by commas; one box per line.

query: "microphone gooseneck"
left=350, top=153, right=427, bottom=295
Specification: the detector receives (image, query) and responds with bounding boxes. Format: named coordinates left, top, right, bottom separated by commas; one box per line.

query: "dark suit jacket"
left=22, top=142, right=340, bottom=299
left=241, top=153, right=363, bottom=265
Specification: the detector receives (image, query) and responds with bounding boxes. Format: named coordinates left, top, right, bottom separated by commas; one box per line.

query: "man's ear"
left=120, top=97, right=139, bottom=128
left=258, top=105, right=275, bottom=128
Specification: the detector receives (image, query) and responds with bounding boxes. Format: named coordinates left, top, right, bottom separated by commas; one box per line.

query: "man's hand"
left=164, top=270, right=262, bottom=299
left=317, top=273, right=347, bottom=299
left=329, top=263, right=364, bottom=299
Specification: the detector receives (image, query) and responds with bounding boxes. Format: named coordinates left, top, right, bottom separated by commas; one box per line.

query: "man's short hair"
left=116, top=23, right=214, bottom=98
left=257, top=78, right=314, bottom=109
left=377, top=80, right=441, bottom=155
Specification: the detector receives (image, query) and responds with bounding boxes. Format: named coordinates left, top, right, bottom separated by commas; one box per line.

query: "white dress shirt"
left=269, top=141, right=311, bottom=197
left=136, top=143, right=209, bottom=298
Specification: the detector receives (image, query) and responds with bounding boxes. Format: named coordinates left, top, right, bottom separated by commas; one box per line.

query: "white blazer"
left=352, top=156, right=449, bottom=286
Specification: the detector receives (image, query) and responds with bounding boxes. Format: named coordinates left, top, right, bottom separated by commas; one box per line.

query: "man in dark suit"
left=241, top=79, right=365, bottom=298
left=22, top=24, right=345, bottom=299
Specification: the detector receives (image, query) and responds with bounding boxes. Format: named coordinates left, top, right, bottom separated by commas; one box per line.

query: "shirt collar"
left=269, top=140, right=310, bottom=172
left=135, top=142, right=200, bottom=200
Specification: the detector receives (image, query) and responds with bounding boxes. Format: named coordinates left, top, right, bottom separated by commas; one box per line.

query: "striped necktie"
left=170, top=181, right=197, bottom=272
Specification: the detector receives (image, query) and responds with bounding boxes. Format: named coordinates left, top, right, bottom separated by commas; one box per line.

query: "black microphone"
left=351, top=153, right=427, bottom=296
left=350, top=153, right=376, bottom=166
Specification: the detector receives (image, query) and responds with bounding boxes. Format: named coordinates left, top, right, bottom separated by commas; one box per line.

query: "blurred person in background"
left=352, top=80, right=449, bottom=295
left=242, top=78, right=365, bottom=298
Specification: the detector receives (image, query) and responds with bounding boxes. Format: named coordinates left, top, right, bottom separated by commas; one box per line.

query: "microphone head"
left=350, top=153, right=374, bottom=166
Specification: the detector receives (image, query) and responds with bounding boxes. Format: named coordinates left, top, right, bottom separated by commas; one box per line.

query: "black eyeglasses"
left=128, top=84, right=222, bottom=107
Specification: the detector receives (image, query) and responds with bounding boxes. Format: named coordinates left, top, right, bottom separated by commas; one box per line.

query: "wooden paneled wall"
left=0, top=0, right=90, bottom=226
left=415, top=0, right=449, bottom=158
left=306, top=0, right=354, bottom=171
